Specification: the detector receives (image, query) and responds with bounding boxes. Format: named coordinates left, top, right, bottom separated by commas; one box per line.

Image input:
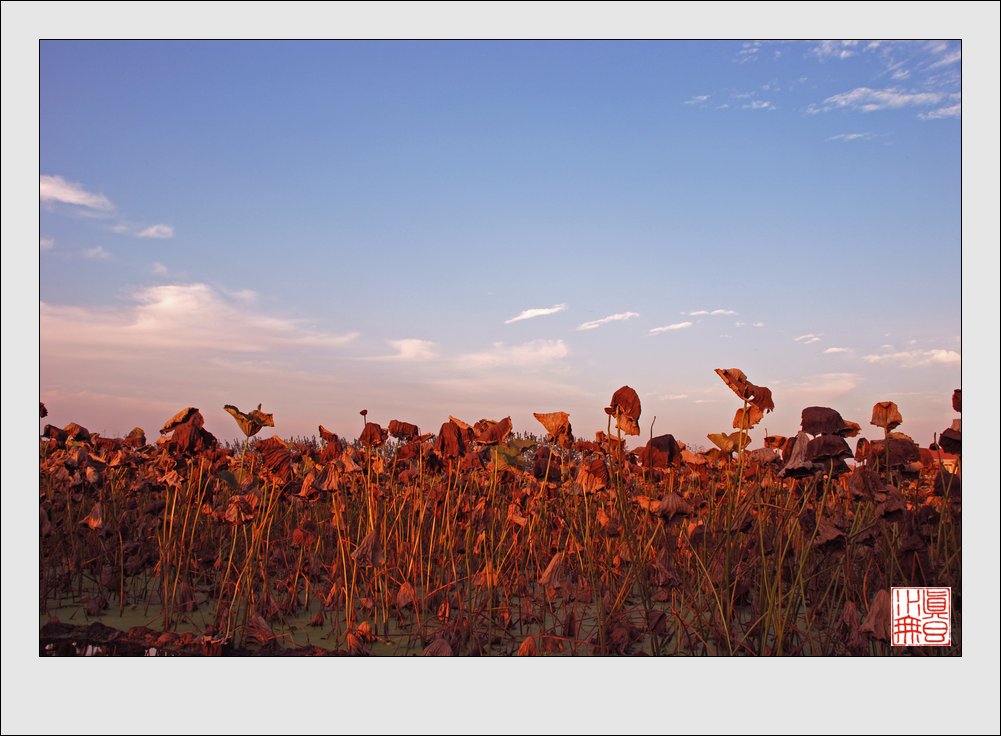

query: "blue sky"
left=39, top=40, right=963, bottom=446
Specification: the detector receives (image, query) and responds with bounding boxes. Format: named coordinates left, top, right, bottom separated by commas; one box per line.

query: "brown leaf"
left=952, top=389, right=961, bottom=413
left=318, top=425, right=340, bottom=445
left=576, top=457, right=610, bottom=493
left=434, top=421, right=466, bottom=459
left=806, top=434, right=852, bottom=462
left=224, top=403, right=274, bottom=438
left=636, top=434, right=682, bottom=468
left=714, top=368, right=750, bottom=399
left=351, top=530, right=384, bottom=567
left=63, top=422, right=92, bottom=442
left=255, top=436, right=292, bottom=482
left=396, top=581, right=417, bottom=610
left=707, top=431, right=750, bottom=455
left=160, top=407, right=202, bottom=435
left=422, top=638, right=453, bottom=656
left=473, top=417, right=513, bottom=446
left=123, top=427, right=146, bottom=448
left=307, top=462, right=337, bottom=492
left=871, top=401, right=903, bottom=432
left=223, top=494, right=259, bottom=525
left=388, top=419, right=419, bottom=441
left=80, top=502, right=103, bottom=530
left=533, top=411, right=574, bottom=445
left=539, top=552, right=565, bottom=588
left=516, top=635, right=538, bottom=656
left=859, top=590, right=891, bottom=641
left=40, top=402, right=48, bottom=418
left=745, top=382, right=775, bottom=413
left=800, top=406, right=848, bottom=436
left=605, top=386, right=641, bottom=436
left=359, top=422, right=388, bottom=448
left=732, top=404, right=764, bottom=430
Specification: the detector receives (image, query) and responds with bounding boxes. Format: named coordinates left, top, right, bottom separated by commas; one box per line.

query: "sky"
left=38, top=39, right=964, bottom=448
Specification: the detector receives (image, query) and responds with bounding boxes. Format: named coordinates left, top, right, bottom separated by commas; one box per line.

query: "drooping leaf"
left=256, top=436, right=293, bottom=482
left=533, top=411, right=573, bottom=446
left=359, top=422, right=388, bottom=448
left=318, top=425, right=339, bottom=445
left=388, top=419, right=419, bottom=441
left=576, top=457, right=610, bottom=493
left=952, top=389, right=961, bottom=413
left=801, top=406, right=847, bottom=436
left=160, top=407, right=202, bottom=435
left=473, top=416, right=513, bottom=446
left=859, top=590, right=891, bottom=641
left=714, top=368, right=749, bottom=400
left=871, top=401, right=903, bottom=432
left=745, top=382, right=775, bottom=413
left=435, top=421, right=465, bottom=459
left=605, top=386, right=641, bottom=436
left=732, top=404, right=764, bottom=430
left=224, top=403, right=274, bottom=438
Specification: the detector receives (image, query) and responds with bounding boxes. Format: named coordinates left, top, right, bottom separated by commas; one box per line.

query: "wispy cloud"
left=459, top=339, right=569, bottom=368
left=795, top=333, right=821, bottom=344
left=577, top=311, right=639, bottom=331
left=863, top=349, right=960, bottom=367
left=40, top=237, right=54, bottom=251
left=83, top=246, right=111, bottom=260
left=152, top=262, right=169, bottom=275
left=374, top=338, right=438, bottom=362
left=927, top=49, right=961, bottom=70
left=41, top=282, right=359, bottom=355
left=824, top=347, right=850, bottom=354
left=808, top=40, right=861, bottom=61
left=136, top=224, right=175, bottom=239
left=683, top=94, right=711, bottom=106
left=918, top=103, right=961, bottom=120
left=753, top=321, right=765, bottom=328
left=687, top=308, right=736, bottom=317
left=828, top=132, right=876, bottom=142
left=40, top=174, right=113, bottom=210
left=504, top=303, right=567, bottom=325
left=649, top=321, right=693, bottom=335
left=662, top=394, right=688, bottom=401
left=735, top=42, right=761, bottom=64
left=808, top=87, right=948, bottom=115
left=743, top=100, right=775, bottom=111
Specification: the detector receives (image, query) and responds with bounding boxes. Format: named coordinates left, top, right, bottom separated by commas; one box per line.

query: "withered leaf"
left=351, top=530, right=384, bottom=567
left=800, top=407, right=847, bottom=437
left=605, top=386, right=641, bottom=436
left=714, top=368, right=750, bottom=399
left=422, top=638, right=453, bottom=656
left=396, top=581, right=417, bottom=610
left=224, top=403, right=275, bottom=438
left=859, top=590, right=891, bottom=641
left=871, top=401, right=903, bottom=432
left=434, top=421, right=465, bottom=459
left=516, top=635, right=538, bottom=656
left=707, top=431, right=751, bottom=455
left=318, top=425, right=340, bottom=445
left=359, top=422, right=388, bottom=448
left=80, top=502, right=103, bottom=530
left=160, top=407, right=203, bottom=435
left=952, top=389, right=961, bottom=413
left=636, top=433, right=682, bottom=468
left=388, top=419, right=419, bottom=441
left=806, top=434, right=853, bottom=462
left=255, top=436, right=293, bottom=482
left=745, top=382, right=775, bottom=413
left=533, top=411, right=573, bottom=446
left=576, top=457, right=610, bottom=493
left=473, top=417, right=513, bottom=446
left=732, top=404, right=764, bottom=430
